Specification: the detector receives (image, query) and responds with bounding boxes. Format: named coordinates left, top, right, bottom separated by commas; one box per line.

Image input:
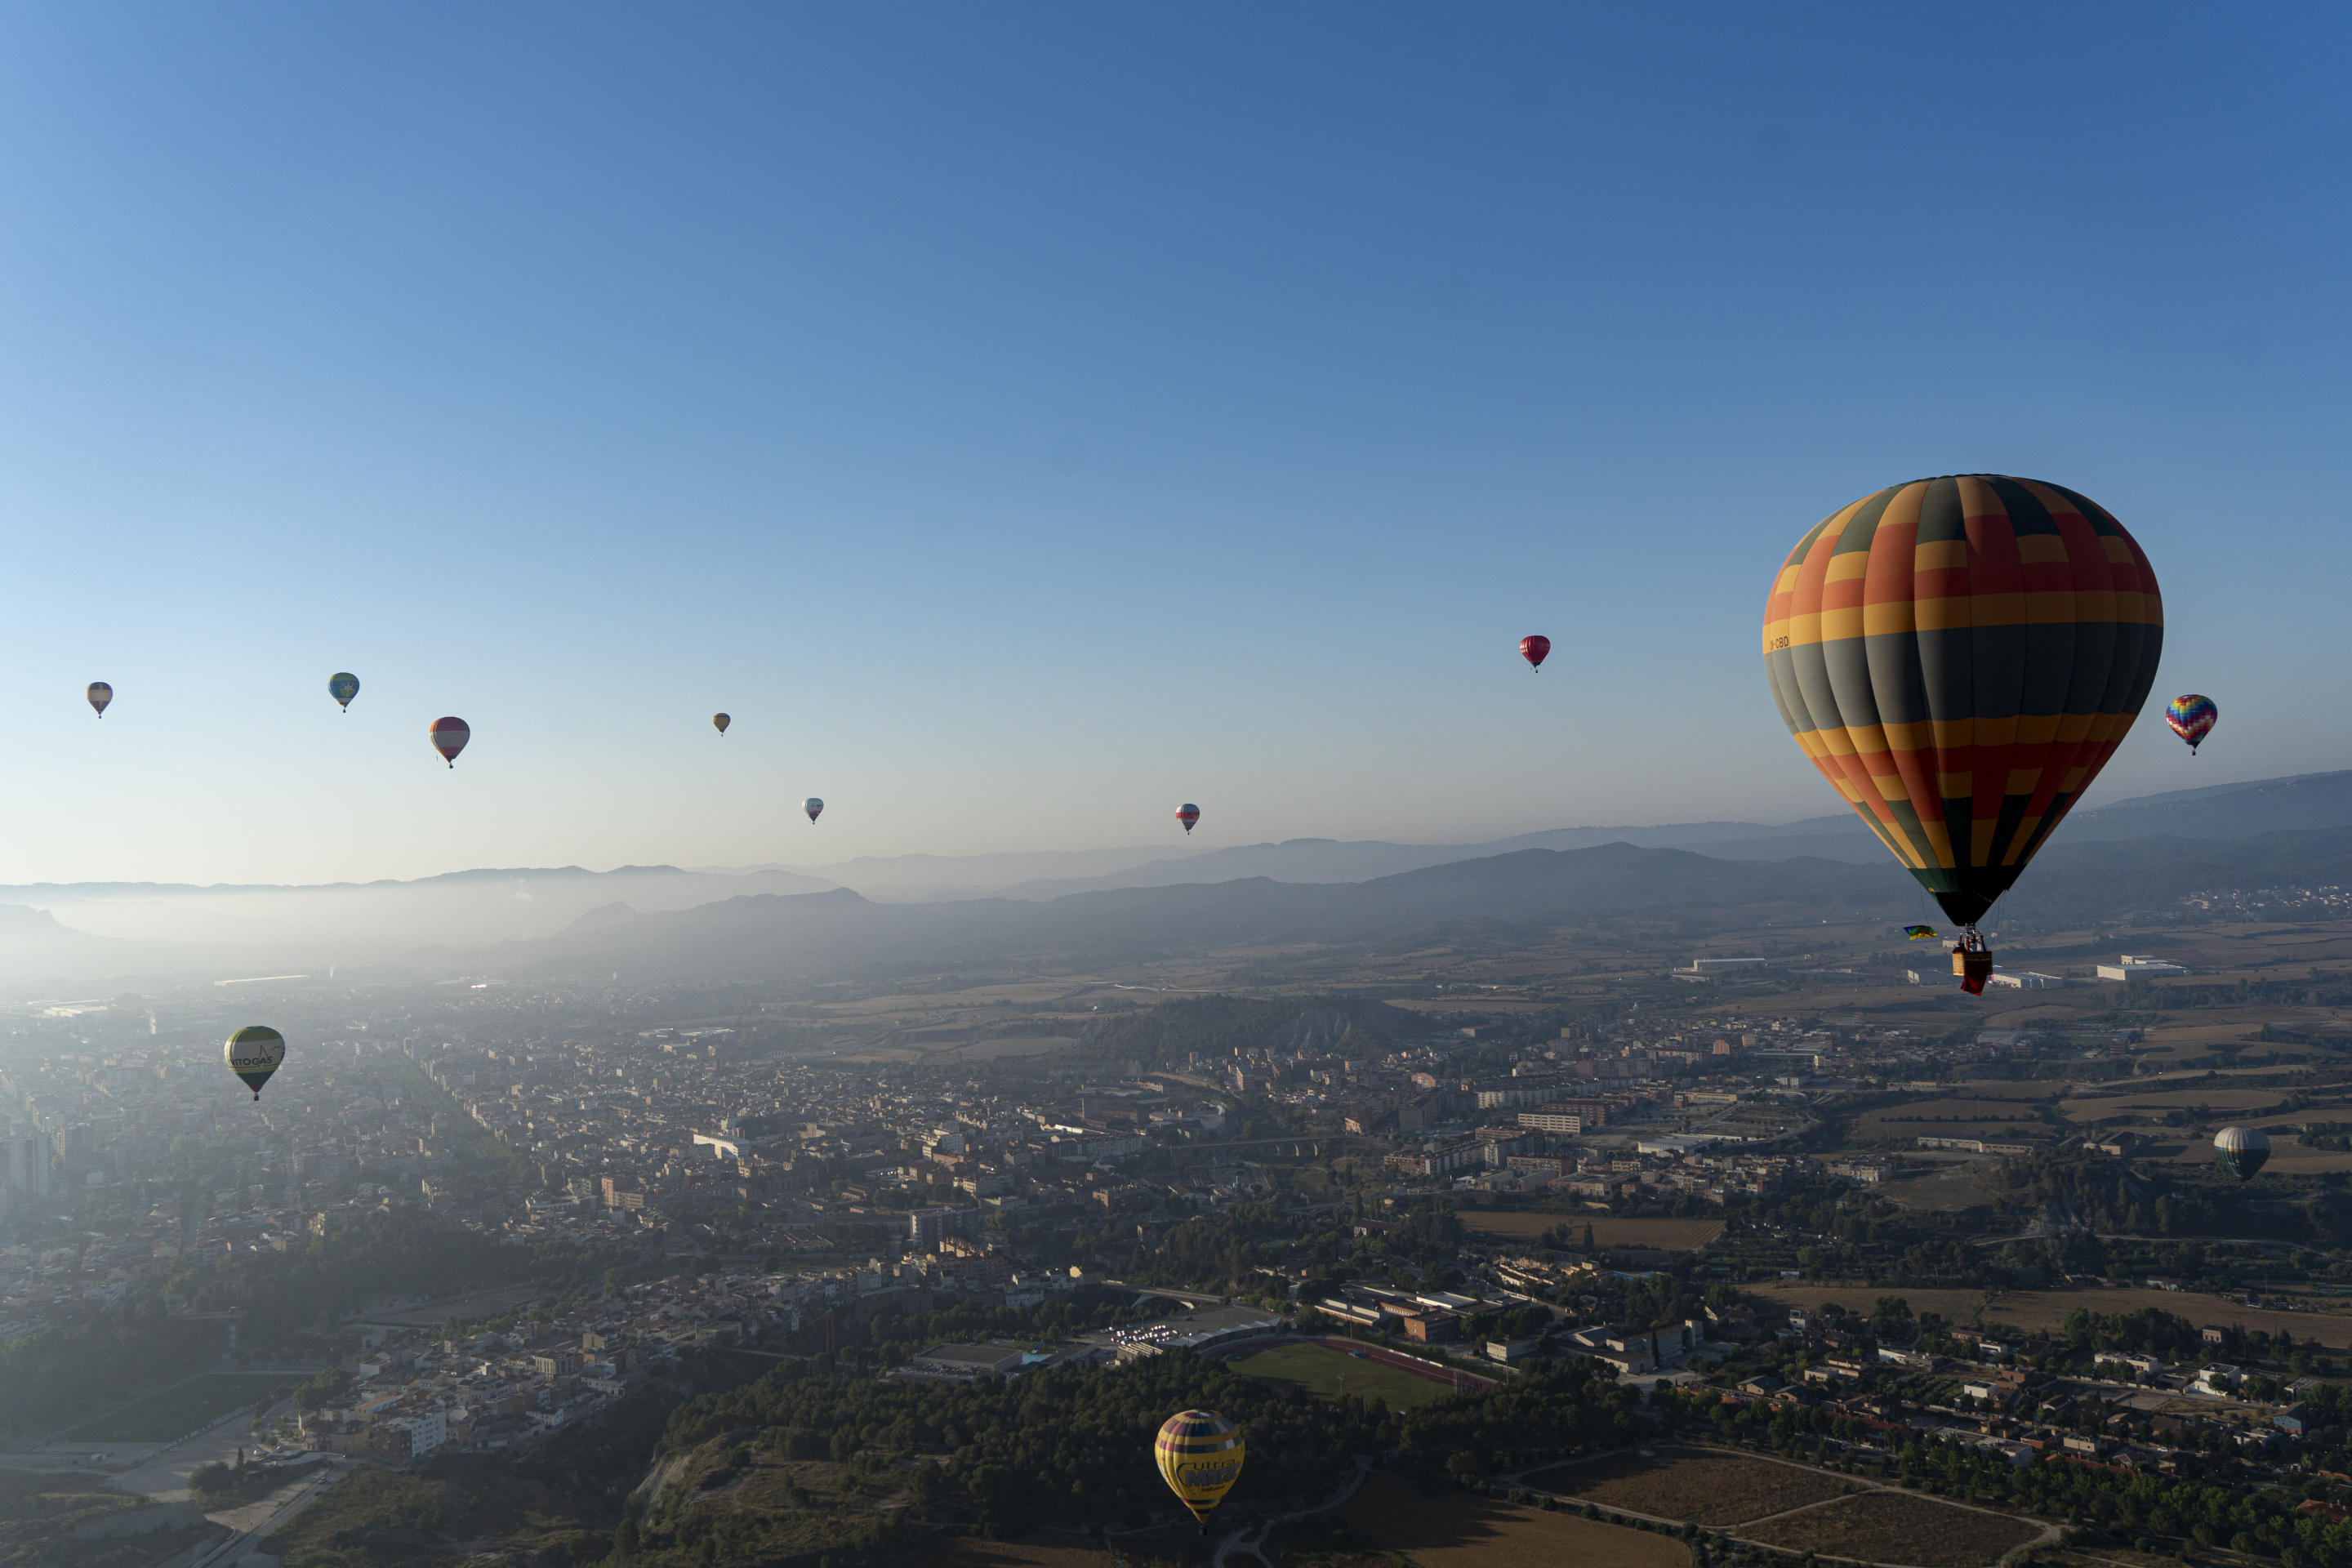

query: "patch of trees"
left=0, top=1211, right=617, bottom=1439
left=642, top=1348, right=1637, bottom=1548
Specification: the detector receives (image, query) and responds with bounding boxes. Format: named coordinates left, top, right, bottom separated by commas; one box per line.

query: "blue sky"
left=0, top=3, right=2345, bottom=884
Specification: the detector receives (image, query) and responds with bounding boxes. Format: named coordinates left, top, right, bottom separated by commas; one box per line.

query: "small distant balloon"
left=328, top=672, right=360, bottom=711
left=712, top=712, right=731, bottom=737
left=87, top=682, right=113, bottom=717
left=429, top=716, right=470, bottom=768
left=225, top=1025, right=286, bottom=1102
left=1519, top=635, right=1550, bottom=671
left=804, top=797, right=824, bottom=823
left=1902, top=924, right=1939, bottom=941
left=1177, top=803, right=1200, bottom=835
left=2165, top=694, right=2217, bottom=755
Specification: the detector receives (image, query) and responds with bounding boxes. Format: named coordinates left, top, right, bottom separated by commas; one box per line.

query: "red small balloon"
left=1519, top=635, right=1550, bottom=671
left=429, top=716, right=470, bottom=769
left=1176, top=803, right=1200, bottom=835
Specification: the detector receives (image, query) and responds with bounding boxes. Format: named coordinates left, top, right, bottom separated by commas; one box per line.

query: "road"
left=189, top=1456, right=349, bottom=1567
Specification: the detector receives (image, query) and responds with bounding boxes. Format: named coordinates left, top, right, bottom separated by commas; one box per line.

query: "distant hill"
left=508, top=842, right=1914, bottom=982
left=898, top=770, right=2352, bottom=900
left=0, top=864, right=839, bottom=954
left=2052, top=770, right=2352, bottom=842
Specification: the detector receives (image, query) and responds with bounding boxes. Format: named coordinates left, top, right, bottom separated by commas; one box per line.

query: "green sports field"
left=1229, top=1342, right=1463, bottom=1410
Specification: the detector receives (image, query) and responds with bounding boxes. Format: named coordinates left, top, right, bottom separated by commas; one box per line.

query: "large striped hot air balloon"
left=1155, top=1410, right=1244, bottom=1532
left=2215, top=1126, right=2270, bottom=1183
left=2165, top=694, right=2216, bottom=755
left=225, top=1026, right=286, bottom=1101
left=429, top=717, right=470, bottom=768
left=1763, top=475, right=2164, bottom=992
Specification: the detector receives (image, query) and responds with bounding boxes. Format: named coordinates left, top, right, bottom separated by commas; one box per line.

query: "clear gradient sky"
left=2, top=4, right=2346, bottom=885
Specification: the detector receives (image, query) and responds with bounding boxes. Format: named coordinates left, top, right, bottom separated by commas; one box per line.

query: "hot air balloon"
left=712, top=712, right=731, bottom=737
left=2165, top=694, right=2216, bottom=755
left=1519, top=635, right=1550, bottom=671
left=329, top=672, right=360, bottom=711
left=225, top=1026, right=286, bottom=1102
left=1155, top=1410, right=1244, bottom=1533
left=87, top=682, right=113, bottom=717
left=1764, top=476, right=2163, bottom=996
left=1176, top=804, right=1200, bottom=835
left=804, top=797, right=823, bottom=823
left=2215, top=1125, right=2270, bottom=1183
left=429, top=717, right=470, bottom=768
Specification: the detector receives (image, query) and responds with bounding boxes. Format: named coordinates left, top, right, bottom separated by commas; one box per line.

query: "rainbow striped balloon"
left=2164, top=693, right=2216, bottom=755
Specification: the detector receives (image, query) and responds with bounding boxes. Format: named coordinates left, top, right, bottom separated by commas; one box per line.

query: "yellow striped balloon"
left=1155, top=1409, right=1243, bottom=1531
left=1763, top=474, right=2163, bottom=931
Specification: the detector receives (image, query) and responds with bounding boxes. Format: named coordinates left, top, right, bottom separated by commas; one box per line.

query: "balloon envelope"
left=328, top=672, right=360, bottom=710
left=430, top=717, right=470, bottom=768
left=1155, top=1410, right=1244, bottom=1528
left=2215, top=1125, right=2270, bottom=1183
left=1763, top=475, right=2164, bottom=928
left=225, top=1025, right=286, bottom=1101
left=2165, top=694, right=2216, bottom=753
left=804, top=797, right=823, bottom=822
left=87, top=681, right=112, bottom=717
left=712, top=712, right=731, bottom=735
left=1177, top=803, right=1200, bottom=834
left=1519, top=634, right=1550, bottom=670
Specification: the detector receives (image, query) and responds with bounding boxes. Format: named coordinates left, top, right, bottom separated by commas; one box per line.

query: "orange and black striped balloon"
left=1762, top=474, right=2163, bottom=928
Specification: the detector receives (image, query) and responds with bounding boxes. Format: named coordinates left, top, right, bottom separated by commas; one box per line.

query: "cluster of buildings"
left=1734, top=1313, right=2322, bottom=1469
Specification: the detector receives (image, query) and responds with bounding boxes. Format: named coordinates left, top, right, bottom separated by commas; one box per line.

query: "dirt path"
left=1212, top=1455, right=1372, bottom=1568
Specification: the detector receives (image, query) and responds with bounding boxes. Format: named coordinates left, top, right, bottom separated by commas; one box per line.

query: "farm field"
left=2060, top=1088, right=2287, bottom=1123
left=1526, top=1450, right=1851, bottom=1526
left=1335, top=1475, right=1688, bottom=1568
left=902, top=1536, right=1120, bottom=1568
left=1740, top=1491, right=2041, bottom=1568
left=1851, top=1102, right=2055, bottom=1141
left=1941, top=1082, right=2074, bottom=1101
left=61, top=1372, right=290, bottom=1442
left=1229, top=1343, right=1458, bottom=1410
left=1454, top=1214, right=1725, bottom=1250
left=1744, top=1281, right=2352, bottom=1349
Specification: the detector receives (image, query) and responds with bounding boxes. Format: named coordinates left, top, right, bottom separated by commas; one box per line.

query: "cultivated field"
left=1339, top=1477, right=1689, bottom=1568
left=62, top=1372, right=289, bottom=1442
left=1455, top=1214, right=1725, bottom=1250
left=1940, top=1082, right=2074, bottom=1101
left=1526, top=1450, right=1851, bottom=1526
left=1230, top=1343, right=1459, bottom=1410
left=2060, top=1088, right=2287, bottom=1123
left=903, top=1537, right=1120, bottom=1568
left=1744, top=1281, right=2352, bottom=1349
left=1852, top=1100, right=2054, bottom=1141
left=1740, top=1491, right=2041, bottom=1568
